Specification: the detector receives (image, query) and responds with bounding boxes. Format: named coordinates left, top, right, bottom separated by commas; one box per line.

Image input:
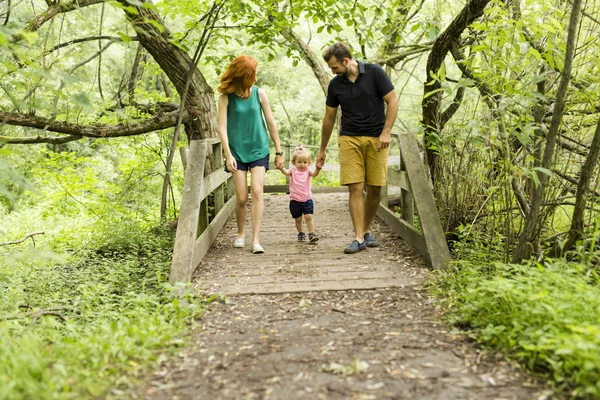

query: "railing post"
left=213, top=142, right=225, bottom=216
left=284, top=143, right=291, bottom=189
left=170, top=140, right=208, bottom=283
left=397, top=133, right=450, bottom=269
left=399, top=148, right=414, bottom=226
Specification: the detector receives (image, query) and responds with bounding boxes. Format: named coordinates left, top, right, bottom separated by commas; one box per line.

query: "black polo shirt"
left=325, top=61, right=394, bottom=137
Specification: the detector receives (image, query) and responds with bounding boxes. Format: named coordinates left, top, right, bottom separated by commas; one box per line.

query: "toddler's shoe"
left=234, top=237, right=245, bottom=248
left=308, top=232, right=319, bottom=243
left=298, top=232, right=306, bottom=241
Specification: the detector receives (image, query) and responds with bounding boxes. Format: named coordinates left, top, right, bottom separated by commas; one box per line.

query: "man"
left=317, top=42, right=398, bottom=254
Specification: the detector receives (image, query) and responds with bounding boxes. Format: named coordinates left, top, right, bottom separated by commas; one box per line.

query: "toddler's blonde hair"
left=291, top=144, right=312, bottom=164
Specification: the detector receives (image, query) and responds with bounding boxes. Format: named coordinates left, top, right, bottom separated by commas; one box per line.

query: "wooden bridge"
left=169, top=132, right=451, bottom=287
left=137, top=136, right=549, bottom=399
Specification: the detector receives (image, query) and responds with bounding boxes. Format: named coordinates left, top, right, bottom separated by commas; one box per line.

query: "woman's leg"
left=249, top=167, right=266, bottom=245
left=232, top=170, right=249, bottom=239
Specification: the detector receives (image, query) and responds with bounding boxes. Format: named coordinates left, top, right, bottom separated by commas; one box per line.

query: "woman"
left=217, top=55, right=283, bottom=254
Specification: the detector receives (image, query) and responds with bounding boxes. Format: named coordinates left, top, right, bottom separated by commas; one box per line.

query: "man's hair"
left=322, top=42, right=352, bottom=63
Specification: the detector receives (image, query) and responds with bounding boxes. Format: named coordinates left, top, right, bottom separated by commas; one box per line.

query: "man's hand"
left=316, top=150, right=327, bottom=169
left=378, top=132, right=391, bottom=151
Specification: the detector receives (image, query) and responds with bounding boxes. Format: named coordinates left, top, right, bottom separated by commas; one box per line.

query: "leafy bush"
left=430, top=260, right=600, bottom=398
left=0, top=228, right=205, bottom=400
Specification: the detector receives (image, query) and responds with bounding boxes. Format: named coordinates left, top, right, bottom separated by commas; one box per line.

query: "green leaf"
left=534, top=167, right=553, bottom=177
left=423, top=88, right=444, bottom=99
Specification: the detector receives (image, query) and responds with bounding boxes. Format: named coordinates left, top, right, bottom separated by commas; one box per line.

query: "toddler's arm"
left=310, top=165, right=322, bottom=178
left=278, top=164, right=291, bottom=176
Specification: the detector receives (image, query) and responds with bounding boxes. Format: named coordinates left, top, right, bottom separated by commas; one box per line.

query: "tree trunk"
left=117, top=0, right=218, bottom=141
left=513, top=0, right=583, bottom=263
left=421, top=0, right=490, bottom=184
left=553, top=117, right=600, bottom=255
left=127, top=43, right=145, bottom=103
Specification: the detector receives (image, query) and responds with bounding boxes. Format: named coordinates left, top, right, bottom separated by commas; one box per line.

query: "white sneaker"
left=251, top=243, right=264, bottom=254
left=234, top=237, right=245, bottom=248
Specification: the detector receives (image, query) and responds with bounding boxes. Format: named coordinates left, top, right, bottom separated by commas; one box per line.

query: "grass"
left=430, top=260, right=600, bottom=398
left=0, top=224, right=206, bottom=400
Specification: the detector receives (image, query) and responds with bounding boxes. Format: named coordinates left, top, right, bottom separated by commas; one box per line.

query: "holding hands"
left=274, top=153, right=283, bottom=170
left=316, top=149, right=326, bottom=170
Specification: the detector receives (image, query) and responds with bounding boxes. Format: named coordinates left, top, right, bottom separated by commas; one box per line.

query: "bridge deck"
left=194, top=192, right=428, bottom=295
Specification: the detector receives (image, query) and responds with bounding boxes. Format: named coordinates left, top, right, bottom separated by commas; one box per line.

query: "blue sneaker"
left=364, top=232, right=379, bottom=247
left=344, top=240, right=367, bottom=254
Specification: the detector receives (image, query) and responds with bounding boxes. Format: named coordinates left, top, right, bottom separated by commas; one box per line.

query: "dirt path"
left=130, top=193, right=552, bottom=400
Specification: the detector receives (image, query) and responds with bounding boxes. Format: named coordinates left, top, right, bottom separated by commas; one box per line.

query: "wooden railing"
left=170, top=133, right=450, bottom=282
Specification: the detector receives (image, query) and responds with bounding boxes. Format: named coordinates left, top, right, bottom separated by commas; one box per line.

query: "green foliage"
left=0, top=132, right=193, bottom=399
left=0, top=149, right=33, bottom=212
left=0, top=226, right=204, bottom=400
left=430, top=260, right=600, bottom=398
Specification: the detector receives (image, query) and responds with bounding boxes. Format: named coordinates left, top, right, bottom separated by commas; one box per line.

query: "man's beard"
left=337, top=65, right=349, bottom=77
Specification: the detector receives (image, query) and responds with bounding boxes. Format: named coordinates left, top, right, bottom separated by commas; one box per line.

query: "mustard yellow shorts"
left=339, top=135, right=389, bottom=186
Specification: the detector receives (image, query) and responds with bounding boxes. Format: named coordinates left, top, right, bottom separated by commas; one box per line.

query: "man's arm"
left=378, top=90, right=398, bottom=150
left=317, top=105, right=338, bottom=168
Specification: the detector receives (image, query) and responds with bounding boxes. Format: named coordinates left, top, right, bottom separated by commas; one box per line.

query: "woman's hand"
left=274, top=154, right=283, bottom=169
left=226, top=157, right=237, bottom=172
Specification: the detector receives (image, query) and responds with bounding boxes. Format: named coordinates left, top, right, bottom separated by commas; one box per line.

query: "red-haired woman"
left=217, top=55, right=283, bottom=254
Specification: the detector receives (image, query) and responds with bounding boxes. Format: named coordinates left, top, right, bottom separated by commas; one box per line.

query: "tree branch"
left=13, top=0, right=105, bottom=42
left=0, top=109, right=186, bottom=141
left=0, top=231, right=45, bottom=246
left=0, top=134, right=82, bottom=144
left=45, top=35, right=137, bottom=55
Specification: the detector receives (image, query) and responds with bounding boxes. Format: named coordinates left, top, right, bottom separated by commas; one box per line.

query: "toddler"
left=277, top=145, right=321, bottom=242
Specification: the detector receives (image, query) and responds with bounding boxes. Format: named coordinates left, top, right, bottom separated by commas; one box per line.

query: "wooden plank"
left=387, top=169, right=410, bottom=192
left=398, top=133, right=450, bottom=269
left=170, top=140, right=208, bottom=283
left=376, top=203, right=428, bottom=261
left=207, top=263, right=402, bottom=273
left=207, top=270, right=405, bottom=284
left=198, top=197, right=209, bottom=236
left=191, top=196, right=236, bottom=271
left=400, top=151, right=414, bottom=225
left=213, top=142, right=225, bottom=214
left=207, top=277, right=416, bottom=295
left=200, top=169, right=230, bottom=201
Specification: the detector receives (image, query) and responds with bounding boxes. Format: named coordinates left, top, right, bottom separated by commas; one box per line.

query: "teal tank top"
left=227, top=86, right=269, bottom=163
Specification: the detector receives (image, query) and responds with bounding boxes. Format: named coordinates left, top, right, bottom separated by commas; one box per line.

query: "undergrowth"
left=430, top=260, right=600, bottom=398
left=0, top=224, right=207, bottom=400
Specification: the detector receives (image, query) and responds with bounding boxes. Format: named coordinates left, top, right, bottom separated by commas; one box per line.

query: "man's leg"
left=363, top=184, right=382, bottom=234
left=348, top=182, right=365, bottom=242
